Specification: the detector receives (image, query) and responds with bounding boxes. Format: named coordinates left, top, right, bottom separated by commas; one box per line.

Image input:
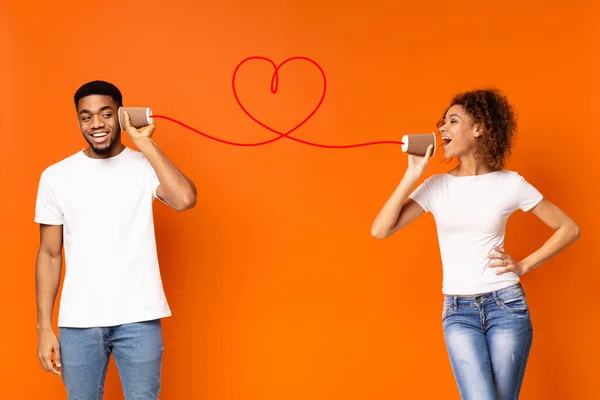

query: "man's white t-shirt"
left=409, top=170, right=543, bottom=295
left=34, top=147, right=172, bottom=328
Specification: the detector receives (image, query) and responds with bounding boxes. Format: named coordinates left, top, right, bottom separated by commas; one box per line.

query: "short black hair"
left=74, top=80, right=123, bottom=109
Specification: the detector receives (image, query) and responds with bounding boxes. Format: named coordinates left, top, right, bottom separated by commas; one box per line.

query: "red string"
left=151, top=56, right=404, bottom=148
left=152, top=114, right=404, bottom=148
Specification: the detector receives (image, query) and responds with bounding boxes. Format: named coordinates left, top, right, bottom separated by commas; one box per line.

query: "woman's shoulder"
left=420, top=173, right=448, bottom=187
left=497, top=169, right=527, bottom=181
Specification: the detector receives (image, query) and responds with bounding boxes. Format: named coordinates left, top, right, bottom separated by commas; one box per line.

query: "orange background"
left=2, top=0, right=599, bottom=398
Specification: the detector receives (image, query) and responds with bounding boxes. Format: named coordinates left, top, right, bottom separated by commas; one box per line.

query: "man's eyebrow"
left=78, top=105, right=114, bottom=115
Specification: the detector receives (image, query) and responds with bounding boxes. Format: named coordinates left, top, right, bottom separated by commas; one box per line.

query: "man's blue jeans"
left=59, top=319, right=163, bottom=400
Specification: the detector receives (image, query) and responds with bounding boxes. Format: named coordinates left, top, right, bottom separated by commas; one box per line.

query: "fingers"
left=487, top=246, right=525, bottom=276
left=123, top=111, right=155, bottom=140
left=39, top=345, right=62, bottom=375
left=40, top=351, right=56, bottom=374
left=38, top=353, right=47, bottom=370
left=488, top=246, right=513, bottom=272
left=122, top=111, right=134, bottom=135
left=490, top=245, right=505, bottom=254
left=487, top=252, right=505, bottom=260
left=123, top=111, right=145, bottom=134
left=53, top=345, right=62, bottom=374
left=488, top=246, right=509, bottom=259
left=488, top=258, right=509, bottom=267
left=425, top=144, right=434, bottom=158
left=123, top=110, right=131, bottom=127
left=493, top=266, right=512, bottom=275
left=49, top=351, right=62, bottom=375
left=143, top=120, right=157, bottom=134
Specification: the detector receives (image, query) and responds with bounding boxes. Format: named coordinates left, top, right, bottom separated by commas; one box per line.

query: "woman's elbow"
left=570, top=221, right=581, bottom=241
left=560, top=219, right=581, bottom=243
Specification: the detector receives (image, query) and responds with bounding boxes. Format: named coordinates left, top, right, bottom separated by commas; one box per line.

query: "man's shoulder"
left=40, top=150, right=83, bottom=178
left=124, top=147, right=150, bottom=164
left=122, top=148, right=155, bottom=175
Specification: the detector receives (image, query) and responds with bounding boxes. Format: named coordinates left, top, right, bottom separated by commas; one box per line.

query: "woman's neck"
left=450, top=155, right=495, bottom=177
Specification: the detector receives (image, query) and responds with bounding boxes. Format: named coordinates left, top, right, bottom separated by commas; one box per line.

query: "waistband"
left=443, top=283, right=525, bottom=304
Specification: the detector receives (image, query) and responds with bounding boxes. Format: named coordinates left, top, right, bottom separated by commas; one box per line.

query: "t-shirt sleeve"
left=149, top=165, right=160, bottom=199
left=515, top=173, right=543, bottom=212
left=34, top=170, right=64, bottom=225
left=409, top=176, right=435, bottom=213
left=143, top=157, right=160, bottom=199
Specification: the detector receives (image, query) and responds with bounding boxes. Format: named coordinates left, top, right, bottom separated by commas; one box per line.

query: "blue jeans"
left=442, top=283, right=533, bottom=400
left=59, top=319, right=164, bottom=400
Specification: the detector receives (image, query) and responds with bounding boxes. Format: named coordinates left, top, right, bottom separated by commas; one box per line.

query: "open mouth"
left=90, top=131, right=109, bottom=144
left=441, top=136, right=452, bottom=146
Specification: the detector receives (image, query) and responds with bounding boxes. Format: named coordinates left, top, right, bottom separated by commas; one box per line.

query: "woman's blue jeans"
left=442, top=283, right=533, bottom=400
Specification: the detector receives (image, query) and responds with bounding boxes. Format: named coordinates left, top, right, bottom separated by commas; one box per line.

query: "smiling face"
left=438, top=104, right=481, bottom=159
left=77, top=95, right=123, bottom=157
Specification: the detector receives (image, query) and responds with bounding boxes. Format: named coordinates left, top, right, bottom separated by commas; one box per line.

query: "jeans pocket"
left=498, top=293, right=529, bottom=312
left=442, top=301, right=456, bottom=322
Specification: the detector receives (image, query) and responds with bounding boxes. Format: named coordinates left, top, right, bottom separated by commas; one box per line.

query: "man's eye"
left=81, top=116, right=90, bottom=121
left=102, top=113, right=112, bottom=118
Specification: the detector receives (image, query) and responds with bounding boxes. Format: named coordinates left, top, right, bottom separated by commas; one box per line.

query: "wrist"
left=37, top=323, right=53, bottom=333
left=133, top=136, right=155, bottom=150
left=520, top=258, right=537, bottom=274
left=403, top=169, right=421, bottom=184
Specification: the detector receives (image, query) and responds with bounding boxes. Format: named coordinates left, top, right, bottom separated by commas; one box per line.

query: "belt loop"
left=453, top=296, right=458, bottom=311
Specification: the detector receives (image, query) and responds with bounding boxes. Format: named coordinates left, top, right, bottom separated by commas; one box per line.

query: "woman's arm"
left=371, top=145, right=433, bottom=239
left=489, top=199, right=580, bottom=275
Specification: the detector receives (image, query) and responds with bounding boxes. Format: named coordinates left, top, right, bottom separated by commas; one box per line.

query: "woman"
left=370, top=89, right=580, bottom=399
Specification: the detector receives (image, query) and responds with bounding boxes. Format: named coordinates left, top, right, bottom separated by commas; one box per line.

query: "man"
left=34, top=80, right=196, bottom=399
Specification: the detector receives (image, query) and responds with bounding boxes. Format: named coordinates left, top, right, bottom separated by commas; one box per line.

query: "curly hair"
left=440, top=89, right=518, bottom=170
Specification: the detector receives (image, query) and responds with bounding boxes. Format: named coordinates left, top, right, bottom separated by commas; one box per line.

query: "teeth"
left=92, top=133, right=108, bottom=138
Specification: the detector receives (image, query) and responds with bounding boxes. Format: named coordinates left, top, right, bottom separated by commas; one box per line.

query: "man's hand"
left=122, top=110, right=156, bottom=145
left=38, top=330, right=62, bottom=375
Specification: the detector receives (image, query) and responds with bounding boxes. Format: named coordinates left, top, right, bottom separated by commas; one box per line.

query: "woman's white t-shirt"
left=409, top=170, right=543, bottom=295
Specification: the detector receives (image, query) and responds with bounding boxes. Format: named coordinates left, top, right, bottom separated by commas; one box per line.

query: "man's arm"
left=123, top=111, right=197, bottom=211
left=137, top=138, right=197, bottom=211
left=36, top=224, right=63, bottom=375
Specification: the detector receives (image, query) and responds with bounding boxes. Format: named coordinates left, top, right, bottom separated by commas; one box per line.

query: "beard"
left=84, top=130, right=121, bottom=155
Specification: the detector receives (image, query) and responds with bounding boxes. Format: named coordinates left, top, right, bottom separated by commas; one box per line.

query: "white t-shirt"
left=34, top=147, right=172, bottom=328
left=409, top=170, right=543, bottom=295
